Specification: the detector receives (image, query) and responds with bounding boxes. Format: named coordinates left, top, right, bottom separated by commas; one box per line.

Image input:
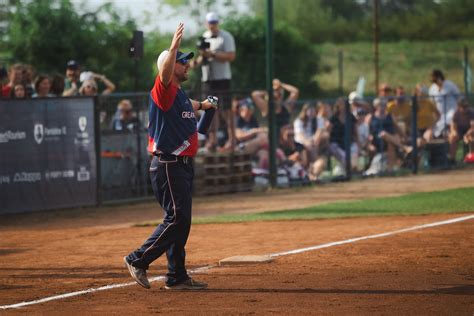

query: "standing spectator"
left=32, top=75, right=53, bottom=98
left=50, top=73, right=65, bottom=97
left=110, top=99, right=140, bottom=133
left=9, top=83, right=28, bottom=99
left=78, top=73, right=115, bottom=96
left=2, top=64, right=23, bottom=98
left=191, top=12, right=236, bottom=152
left=449, top=98, right=474, bottom=163
left=378, top=83, right=394, bottom=101
left=63, top=60, right=81, bottom=96
left=387, top=85, right=412, bottom=137
left=327, top=98, right=360, bottom=172
left=252, top=78, right=300, bottom=134
left=429, top=69, right=460, bottom=138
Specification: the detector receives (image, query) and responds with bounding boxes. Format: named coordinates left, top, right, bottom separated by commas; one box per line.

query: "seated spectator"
left=327, top=98, right=360, bottom=172
left=234, top=98, right=269, bottom=168
left=356, top=107, right=370, bottom=159
left=463, top=119, right=474, bottom=163
left=9, top=83, right=28, bottom=99
left=110, top=99, right=140, bottom=133
left=449, top=97, right=474, bottom=163
left=429, top=69, right=460, bottom=138
left=50, top=73, right=65, bottom=96
left=32, top=74, right=53, bottom=98
left=79, top=72, right=115, bottom=96
left=2, top=63, right=23, bottom=98
left=414, top=84, right=440, bottom=147
left=63, top=60, right=81, bottom=96
left=251, top=78, right=299, bottom=134
left=316, top=101, right=332, bottom=130
left=278, top=125, right=309, bottom=181
left=367, top=98, right=412, bottom=173
left=387, top=85, right=412, bottom=137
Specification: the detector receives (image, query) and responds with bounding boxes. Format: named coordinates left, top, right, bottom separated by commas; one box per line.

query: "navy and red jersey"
left=147, top=75, right=198, bottom=156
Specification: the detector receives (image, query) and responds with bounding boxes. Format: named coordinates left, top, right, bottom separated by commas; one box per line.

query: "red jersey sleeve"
left=151, top=75, right=178, bottom=112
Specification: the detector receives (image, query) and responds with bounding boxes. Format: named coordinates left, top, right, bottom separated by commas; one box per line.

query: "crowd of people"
left=224, top=70, right=474, bottom=182
left=0, top=60, right=115, bottom=99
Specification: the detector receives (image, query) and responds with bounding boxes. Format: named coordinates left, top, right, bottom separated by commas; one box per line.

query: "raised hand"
left=170, top=23, right=184, bottom=52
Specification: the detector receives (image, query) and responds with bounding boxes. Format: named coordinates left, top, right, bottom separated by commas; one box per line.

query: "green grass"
left=135, top=187, right=474, bottom=226
left=315, top=40, right=474, bottom=97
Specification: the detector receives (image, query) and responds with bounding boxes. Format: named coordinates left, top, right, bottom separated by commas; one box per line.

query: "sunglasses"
left=85, top=85, right=97, bottom=90
left=177, top=58, right=189, bottom=65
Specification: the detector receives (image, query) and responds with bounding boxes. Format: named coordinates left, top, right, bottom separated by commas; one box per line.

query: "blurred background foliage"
left=1, top=0, right=473, bottom=97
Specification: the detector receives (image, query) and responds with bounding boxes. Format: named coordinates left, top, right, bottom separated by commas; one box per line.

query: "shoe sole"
left=164, top=284, right=208, bottom=290
left=123, top=256, right=151, bottom=289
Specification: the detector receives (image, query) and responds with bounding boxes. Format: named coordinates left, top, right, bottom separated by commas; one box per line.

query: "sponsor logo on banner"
left=34, top=124, right=44, bottom=144
left=77, top=166, right=90, bottom=182
left=75, top=116, right=90, bottom=146
left=34, top=123, right=67, bottom=144
left=0, top=130, right=27, bottom=143
left=79, top=116, right=87, bottom=132
left=44, top=170, right=75, bottom=180
left=13, top=172, right=42, bottom=183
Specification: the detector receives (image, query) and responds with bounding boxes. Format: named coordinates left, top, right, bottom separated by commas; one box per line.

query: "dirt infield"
left=0, top=169, right=473, bottom=314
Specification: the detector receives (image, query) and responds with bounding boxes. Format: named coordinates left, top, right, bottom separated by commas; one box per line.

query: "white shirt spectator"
left=201, top=29, right=235, bottom=82
left=429, top=79, right=460, bottom=137
left=293, top=117, right=314, bottom=145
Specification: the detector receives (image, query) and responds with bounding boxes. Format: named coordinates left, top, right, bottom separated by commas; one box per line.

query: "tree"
left=6, top=0, right=146, bottom=91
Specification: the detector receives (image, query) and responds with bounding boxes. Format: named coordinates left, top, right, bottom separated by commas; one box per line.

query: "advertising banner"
left=0, top=98, right=97, bottom=214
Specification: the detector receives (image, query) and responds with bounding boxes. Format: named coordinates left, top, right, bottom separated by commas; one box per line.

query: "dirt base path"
left=1, top=214, right=472, bottom=314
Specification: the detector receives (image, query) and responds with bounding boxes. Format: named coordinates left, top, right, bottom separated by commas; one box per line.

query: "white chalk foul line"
left=269, top=214, right=474, bottom=257
left=1, top=214, right=473, bottom=310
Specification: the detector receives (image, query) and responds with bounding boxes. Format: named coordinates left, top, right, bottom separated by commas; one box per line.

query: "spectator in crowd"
left=429, top=69, right=460, bottom=138
left=387, top=85, right=412, bottom=137
left=32, top=75, right=53, bottom=98
left=378, top=83, right=394, bottom=101
left=356, top=108, right=370, bottom=161
left=414, top=84, right=440, bottom=146
left=50, top=73, right=65, bottom=96
left=22, top=64, right=35, bottom=97
left=293, top=103, right=317, bottom=149
left=110, top=99, right=140, bottom=133
left=63, top=60, right=81, bottom=96
left=278, top=125, right=309, bottom=178
left=348, top=91, right=371, bottom=117
left=8, top=83, right=28, bottom=99
left=367, top=98, right=412, bottom=173
left=252, top=78, right=300, bottom=134
left=449, top=97, right=474, bottom=163
left=327, top=98, right=360, bottom=172
left=234, top=97, right=269, bottom=168
left=79, top=73, right=115, bottom=96
left=2, top=63, right=23, bottom=97
left=190, top=12, right=236, bottom=152
left=463, top=119, right=474, bottom=163
left=316, top=101, right=332, bottom=131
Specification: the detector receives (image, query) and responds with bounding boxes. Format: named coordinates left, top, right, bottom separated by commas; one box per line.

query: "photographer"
left=191, top=12, right=236, bottom=152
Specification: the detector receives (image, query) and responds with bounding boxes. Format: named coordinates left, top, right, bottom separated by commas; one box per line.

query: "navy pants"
left=126, top=154, right=194, bottom=286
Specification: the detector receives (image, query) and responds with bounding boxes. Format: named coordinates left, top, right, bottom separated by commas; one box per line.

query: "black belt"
left=153, top=153, right=193, bottom=164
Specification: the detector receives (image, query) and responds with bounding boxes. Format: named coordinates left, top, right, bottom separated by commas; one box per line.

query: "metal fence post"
left=94, top=96, right=102, bottom=206
left=344, top=99, right=352, bottom=180
left=411, top=95, right=418, bottom=174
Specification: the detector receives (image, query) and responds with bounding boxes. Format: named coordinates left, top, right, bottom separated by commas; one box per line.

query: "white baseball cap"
left=206, top=12, right=219, bottom=23
left=156, top=50, right=195, bottom=71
